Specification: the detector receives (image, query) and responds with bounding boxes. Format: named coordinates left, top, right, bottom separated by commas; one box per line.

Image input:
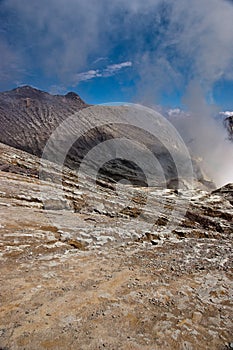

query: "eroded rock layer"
left=0, top=142, right=232, bottom=349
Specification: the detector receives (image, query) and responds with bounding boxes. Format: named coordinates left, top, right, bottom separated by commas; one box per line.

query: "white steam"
left=168, top=81, right=233, bottom=187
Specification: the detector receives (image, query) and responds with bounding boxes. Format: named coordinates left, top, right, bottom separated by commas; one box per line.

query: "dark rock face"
left=65, top=91, right=82, bottom=100
left=224, top=115, right=233, bottom=141
left=0, top=86, right=88, bottom=157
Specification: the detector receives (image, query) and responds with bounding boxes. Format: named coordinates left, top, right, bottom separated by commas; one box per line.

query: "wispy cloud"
left=74, top=70, right=102, bottom=83
left=102, top=61, right=133, bottom=77
left=1, top=0, right=233, bottom=99
left=74, top=61, right=133, bottom=84
left=92, top=57, right=108, bottom=64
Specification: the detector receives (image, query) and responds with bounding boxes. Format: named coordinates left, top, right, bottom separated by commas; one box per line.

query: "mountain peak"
left=65, top=91, right=81, bottom=100
left=5, top=85, right=49, bottom=99
left=3, top=86, right=84, bottom=102
left=15, top=85, right=41, bottom=91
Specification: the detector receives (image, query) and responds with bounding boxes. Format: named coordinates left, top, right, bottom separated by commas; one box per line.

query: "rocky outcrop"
left=212, top=183, right=233, bottom=206
left=224, top=115, right=233, bottom=141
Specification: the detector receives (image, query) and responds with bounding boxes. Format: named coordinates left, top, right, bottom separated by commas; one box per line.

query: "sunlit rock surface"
left=0, top=142, right=232, bottom=349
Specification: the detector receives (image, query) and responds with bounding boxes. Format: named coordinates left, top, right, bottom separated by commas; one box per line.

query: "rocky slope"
left=0, top=86, right=214, bottom=189
left=0, top=142, right=232, bottom=349
left=0, top=86, right=88, bottom=157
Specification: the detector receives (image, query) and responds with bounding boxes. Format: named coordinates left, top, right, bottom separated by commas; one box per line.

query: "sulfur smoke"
left=168, top=82, right=233, bottom=187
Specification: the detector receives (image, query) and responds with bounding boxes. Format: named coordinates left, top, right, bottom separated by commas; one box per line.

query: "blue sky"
left=1, top=0, right=233, bottom=110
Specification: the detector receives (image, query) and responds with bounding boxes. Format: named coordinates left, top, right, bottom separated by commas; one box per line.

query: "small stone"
left=67, top=239, right=87, bottom=250
left=145, top=232, right=152, bottom=241
left=192, top=312, right=202, bottom=323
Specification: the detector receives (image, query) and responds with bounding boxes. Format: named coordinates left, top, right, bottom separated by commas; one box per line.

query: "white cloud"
left=1, top=0, right=233, bottom=99
left=220, top=111, right=233, bottom=117
left=167, top=108, right=182, bottom=117
left=103, top=61, right=133, bottom=77
left=74, top=61, right=133, bottom=84
left=93, top=57, right=109, bottom=64
left=74, top=69, right=102, bottom=83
